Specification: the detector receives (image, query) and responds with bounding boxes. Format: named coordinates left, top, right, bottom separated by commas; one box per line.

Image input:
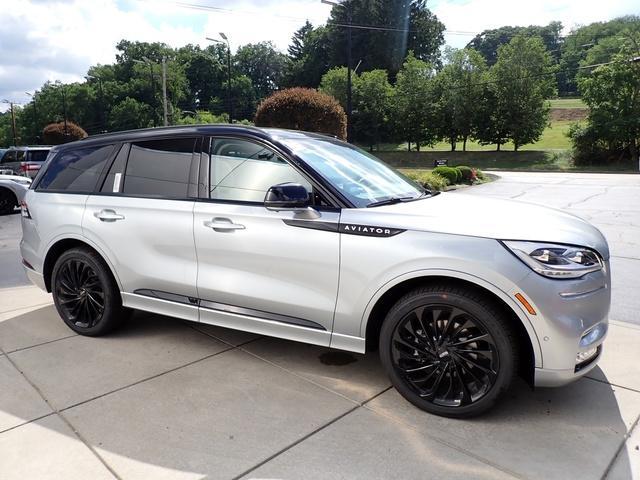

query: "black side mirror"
left=264, top=183, right=310, bottom=210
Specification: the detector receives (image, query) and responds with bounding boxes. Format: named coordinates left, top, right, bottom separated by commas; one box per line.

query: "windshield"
left=280, top=137, right=423, bottom=208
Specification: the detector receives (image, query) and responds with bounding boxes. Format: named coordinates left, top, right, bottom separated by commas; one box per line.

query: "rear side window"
left=38, top=145, right=114, bottom=192
left=27, top=150, right=50, bottom=163
left=123, top=138, right=196, bottom=198
left=1, top=150, right=16, bottom=163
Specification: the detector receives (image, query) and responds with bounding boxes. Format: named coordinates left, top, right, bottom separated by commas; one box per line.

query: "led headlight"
left=503, top=241, right=603, bottom=279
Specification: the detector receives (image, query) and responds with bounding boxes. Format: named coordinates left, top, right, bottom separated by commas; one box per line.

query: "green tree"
left=108, top=97, right=153, bottom=131
left=234, top=42, right=290, bottom=99
left=391, top=52, right=436, bottom=150
left=326, top=0, right=445, bottom=77
left=573, top=34, right=640, bottom=165
left=432, top=48, right=486, bottom=151
left=319, top=66, right=354, bottom=109
left=476, top=35, right=556, bottom=151
left=352, top=69, right=394, bottom=149
left=285, top=25, right=331, bottom=88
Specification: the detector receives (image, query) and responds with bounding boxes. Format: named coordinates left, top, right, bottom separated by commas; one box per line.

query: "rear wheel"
left=379, top=284, right=518, bottom=418
left=52, top=247, right=128, bottom=336
left=0, top=188, right=17, bottom=215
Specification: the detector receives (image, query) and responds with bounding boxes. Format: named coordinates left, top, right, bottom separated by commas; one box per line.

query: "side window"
left=37, top=145, right=114, bottom=192
left=2, top=150, right=17, bottom=163
left=100, top=144, right=129, bottom=193
left=123, top=138, right=196, bottom=198
left=209, top=138, right=311, bottom=203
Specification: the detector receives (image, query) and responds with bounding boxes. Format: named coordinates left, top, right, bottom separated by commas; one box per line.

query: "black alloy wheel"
left=380, top=285, right=518, bottom=418
left=55, top=259, right=105, bottom=328
left=52, top=247, right=128, bottom=336
left=390, top=304, right=499, bottom=407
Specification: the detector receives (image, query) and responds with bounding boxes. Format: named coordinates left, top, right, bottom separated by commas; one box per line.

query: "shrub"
left=403, top=171, right=448, bottom=191
left=456, top=165, right=476, bottom=184
left=432, top=166, right=461, bottom=185
left=42, top=122, right=88, bottom=145
left=254, top=88, right=347, bottom=139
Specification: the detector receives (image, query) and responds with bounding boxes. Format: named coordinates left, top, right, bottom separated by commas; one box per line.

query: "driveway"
left=0, top=172, right=639, bottom=480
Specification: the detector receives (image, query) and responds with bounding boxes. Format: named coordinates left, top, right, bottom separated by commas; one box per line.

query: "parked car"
left=0, top=146, right=52, bottom=178
left=20, top=125, right=610, bottom=417
left=0, top=173, right=31, bottom=214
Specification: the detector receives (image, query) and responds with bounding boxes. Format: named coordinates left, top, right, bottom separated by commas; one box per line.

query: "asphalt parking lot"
left=1, top=171, right=639, bottom=480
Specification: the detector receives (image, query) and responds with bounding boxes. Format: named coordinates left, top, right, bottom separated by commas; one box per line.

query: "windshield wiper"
left=366, top=196, right=415, bottom=208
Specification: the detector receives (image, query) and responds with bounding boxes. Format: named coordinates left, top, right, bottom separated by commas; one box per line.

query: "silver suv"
left=1, top=146, right=52, bottom=178
left=20, top=125, right=610, bottom=417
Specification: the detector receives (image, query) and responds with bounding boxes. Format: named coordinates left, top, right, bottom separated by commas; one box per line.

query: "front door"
left=193, top=136, right=340, bottom=345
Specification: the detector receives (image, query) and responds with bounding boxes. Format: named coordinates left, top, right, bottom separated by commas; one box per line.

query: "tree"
left=234, top=42, right=290, bottom=99
left=352, top=69, right=394, bottom=149
left=573, top=33, right=640, bottom=166
left=326, top=0, right=445, bottom=78
left=284, top=25, right=331, bottom=88
left=319, top=66, right=353, bottom=109
left=467, top=22, right=563, bottom=66
left=108, top=97, right=153, bottom=132
left=391, top=52, right=436, bottom=150
left=254, top=88, right=347, bottom=139
left=558, top=15, right=640, bottom=96
left=476, top=35, right=556, bottom=151
left=432, top=48, right=486, bottom=151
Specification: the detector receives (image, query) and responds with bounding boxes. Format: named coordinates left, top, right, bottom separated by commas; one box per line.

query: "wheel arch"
left=362, top=271, right=541, bottom=385
left=43, top=236, right=123, bottom=293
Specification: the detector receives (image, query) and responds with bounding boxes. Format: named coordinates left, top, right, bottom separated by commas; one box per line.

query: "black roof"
left=52, top=124, right=333, bottom=152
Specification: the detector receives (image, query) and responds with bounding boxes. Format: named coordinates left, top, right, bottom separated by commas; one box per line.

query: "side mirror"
left=264, top=183, right=310, bottom=211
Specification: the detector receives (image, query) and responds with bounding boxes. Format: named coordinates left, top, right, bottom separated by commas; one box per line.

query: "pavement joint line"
left=231, top=387, right=393, bottom=480
left=360, top=401, right=525, bottom=480
left=601, top=412, right=640, bottom=480
left=183, top=320, right=265, bottom=349
left=583, top=375, right=640, bottom=395
left=0, top=301, right=53, bottom=316
left=59, top=344, right=236, bottom=413
left=0, top=344, right=121, bottom=480
left=0, top=412, right=56, bottom=435
left=5, top=333, right=78, bottom=355
left=611, top=254, right=640, bottom=262
left=235, top=341, right=367, bottom=408
left=609, top=320, right=640, bottom=330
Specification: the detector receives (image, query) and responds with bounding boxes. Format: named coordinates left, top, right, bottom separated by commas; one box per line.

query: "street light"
left=25, top=91, right=40, bottom=144
left=87, top=75, right=107, bottom=132
left=321, top=0, right=353, bottom=142
left=206, top=32, right=233, bottom=123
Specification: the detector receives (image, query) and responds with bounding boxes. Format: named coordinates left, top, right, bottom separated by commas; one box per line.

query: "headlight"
left=503, top=241, right=603, bottom=279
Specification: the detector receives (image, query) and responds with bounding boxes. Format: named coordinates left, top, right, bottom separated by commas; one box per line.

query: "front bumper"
left=516, top=260, right=610, bottom=387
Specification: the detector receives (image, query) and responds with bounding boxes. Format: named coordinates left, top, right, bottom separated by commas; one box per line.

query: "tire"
left=51, top=247, right=129, bottom=336
left=0, top=188, right=17, bottom=215
left=379, top=284, right=519, bottom=418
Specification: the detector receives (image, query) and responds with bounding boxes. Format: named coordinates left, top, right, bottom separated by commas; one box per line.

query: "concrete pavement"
left=1, top=172, right=639, bottom=479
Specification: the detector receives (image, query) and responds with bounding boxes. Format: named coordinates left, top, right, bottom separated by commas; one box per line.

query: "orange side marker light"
left=515, top=293, right=536, bottom=315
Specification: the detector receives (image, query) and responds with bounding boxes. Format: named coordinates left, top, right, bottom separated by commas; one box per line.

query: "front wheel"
left=379, top=285, right=519, bottom=418
left=52, top=247, right=128, bottom=336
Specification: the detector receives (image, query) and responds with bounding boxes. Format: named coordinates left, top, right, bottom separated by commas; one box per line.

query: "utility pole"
left=162, top=56, right=168, bottom=126
left=2, top=100, right=18, bottom=146
left=87, top=75, right=106, bottom=132
left=60, top=86, right=68, bottom=136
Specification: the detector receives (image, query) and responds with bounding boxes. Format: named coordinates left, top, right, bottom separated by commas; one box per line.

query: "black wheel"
left=379, top=285, right=518, bottom=418
left=0, top=188, right=17, bottom=215
left=52, top=247, right=128, bottom=336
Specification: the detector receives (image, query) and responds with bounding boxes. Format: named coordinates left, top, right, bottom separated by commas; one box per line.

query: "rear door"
left=82, top=137, right=200, bottom=321
left=193, top=136, right=340, bottom=344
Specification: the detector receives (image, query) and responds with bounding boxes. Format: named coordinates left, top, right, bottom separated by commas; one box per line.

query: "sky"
left=0, top=0, right=638, bottom=111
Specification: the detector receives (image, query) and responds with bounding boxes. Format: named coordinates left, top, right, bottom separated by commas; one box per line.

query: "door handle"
left=204, top=217, right=245, bottom=231
left=94, top=209, right=125, bottom=222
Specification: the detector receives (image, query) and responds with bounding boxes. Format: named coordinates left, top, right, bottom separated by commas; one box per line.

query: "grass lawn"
left=548, top=98, right=587, bottom=109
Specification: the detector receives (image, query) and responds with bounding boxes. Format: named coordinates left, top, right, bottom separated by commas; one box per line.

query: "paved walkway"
left=1, top=172, right=639, bottom=479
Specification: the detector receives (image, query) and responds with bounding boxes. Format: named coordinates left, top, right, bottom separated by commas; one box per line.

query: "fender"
left=44, top=232, right=124, bottom=292
left=358, top=268, right=543, bottom=369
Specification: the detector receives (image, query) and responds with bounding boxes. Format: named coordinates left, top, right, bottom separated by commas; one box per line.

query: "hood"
left=352, top=192, right=610, bottom=259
